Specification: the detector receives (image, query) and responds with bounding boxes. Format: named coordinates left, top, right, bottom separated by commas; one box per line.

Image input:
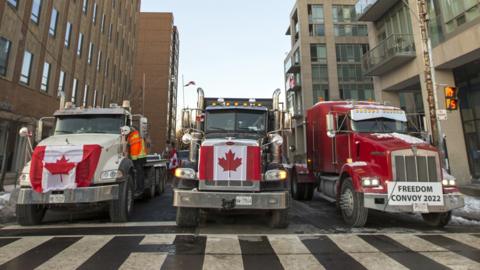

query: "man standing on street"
left=128, top=127, right=147, bottom=194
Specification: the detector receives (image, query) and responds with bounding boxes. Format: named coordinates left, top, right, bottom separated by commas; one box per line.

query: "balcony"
left=362, top=34, right=416, bottom=76
left=355, top=0, right=399, bottom=21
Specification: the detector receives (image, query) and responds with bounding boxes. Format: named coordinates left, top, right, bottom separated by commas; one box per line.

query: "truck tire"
left=109, top=176, right=134, bottom=223
left=340, top=178, right=368, bottom=227
left=269, top=209, right=289, bottom=228
left=176, top=207, right=199, bottom=227
left=422, top=211, right=452, bottom=228
left=291, top=171, right=305, bottom=200
left=16, top=204, right=46, bottom=226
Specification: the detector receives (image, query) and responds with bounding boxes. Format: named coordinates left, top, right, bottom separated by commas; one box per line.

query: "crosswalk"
left=0, top=233, right=479, bottom=270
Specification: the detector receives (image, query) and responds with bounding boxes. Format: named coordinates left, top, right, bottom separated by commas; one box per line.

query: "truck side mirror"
left=326, top=113, right=336, bottom=138
left=35, top=120, right=44, bottom=143
left=283, top=112, right=292, bottom=131
left=182, top=109, right=192, bottom=129
left=139, top=117, right=148, bottom=138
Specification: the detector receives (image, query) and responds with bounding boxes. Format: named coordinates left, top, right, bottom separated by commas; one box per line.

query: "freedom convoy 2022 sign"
left=387, top=182, right=444, bottom=212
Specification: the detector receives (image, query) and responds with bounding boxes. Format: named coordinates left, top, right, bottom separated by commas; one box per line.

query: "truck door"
left=334, top=113, right=351, bottom=172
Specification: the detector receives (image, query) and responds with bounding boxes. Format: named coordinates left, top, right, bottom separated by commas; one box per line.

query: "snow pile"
left=346, top=161, right=368, bottom=167
left=453, top=195, right=480, bottom=222
left=372, top=133, right=426, bottom=144
left=442, top=169, right=455, bottom=181
left=450, top=216, right=480, bottom=226
left=0, top=193, right=10, bottom=210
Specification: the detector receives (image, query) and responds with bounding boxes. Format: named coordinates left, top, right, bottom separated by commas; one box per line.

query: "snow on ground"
left=450, top=216, right=480, bottom=226
left=0, top=193, right=11, bottom=210
left=453, top=195, right=480, bottom=222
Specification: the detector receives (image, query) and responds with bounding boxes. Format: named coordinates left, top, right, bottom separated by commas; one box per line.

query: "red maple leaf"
left=44, top=155, right=76, bottom=175
left=218, top=150, right=242, bottom=172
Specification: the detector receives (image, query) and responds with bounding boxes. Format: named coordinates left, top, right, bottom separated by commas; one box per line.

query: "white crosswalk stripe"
left=35, top=236, right=113, bottom=270
left=329, top=234, right=408, bottom=270
left=0, top=233, right=478, bottom=270
left=0, top=236, right=51, bottom=265
left=388, top=234, right=480, bottom=270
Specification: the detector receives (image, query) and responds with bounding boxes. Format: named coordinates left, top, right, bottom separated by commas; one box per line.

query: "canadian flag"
left=198, top=145, right=261, bottom=181
left=30, top=145, right=102, bottom=193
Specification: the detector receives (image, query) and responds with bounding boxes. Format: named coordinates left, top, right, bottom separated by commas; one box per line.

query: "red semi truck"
left=289, top=101, right=464, bottom=227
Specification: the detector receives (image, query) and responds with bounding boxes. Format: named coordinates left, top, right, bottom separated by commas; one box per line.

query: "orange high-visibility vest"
left=128, top=130, right=146, bottom=160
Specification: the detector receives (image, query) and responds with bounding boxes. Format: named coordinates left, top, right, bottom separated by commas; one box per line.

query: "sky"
left=140, top=0, right=295, bottom=110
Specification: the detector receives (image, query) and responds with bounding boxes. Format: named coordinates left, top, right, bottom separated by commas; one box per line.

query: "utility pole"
left=416, top=0, right=439, bottom=147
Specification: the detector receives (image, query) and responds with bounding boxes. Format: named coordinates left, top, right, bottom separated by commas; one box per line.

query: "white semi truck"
left=13, top=101, right=168, bottom=225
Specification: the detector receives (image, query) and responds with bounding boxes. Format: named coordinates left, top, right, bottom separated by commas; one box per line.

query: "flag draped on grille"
left=29, top=145, right=102, bottom=193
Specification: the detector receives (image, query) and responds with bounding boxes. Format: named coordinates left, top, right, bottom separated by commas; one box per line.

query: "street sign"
left=437, top=109, right=447, bottom=121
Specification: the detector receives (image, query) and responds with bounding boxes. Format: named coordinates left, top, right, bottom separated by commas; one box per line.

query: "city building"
left=284, top=0, right=372, bottom=164
left=356, top=0, right=480, bottom=184
left=133, top=13, right=179, bottom=154
left=0, top=0, right=140, bottom=184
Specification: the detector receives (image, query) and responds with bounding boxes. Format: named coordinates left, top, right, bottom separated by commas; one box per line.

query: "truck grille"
left=392, top=150, right=440, bottom=182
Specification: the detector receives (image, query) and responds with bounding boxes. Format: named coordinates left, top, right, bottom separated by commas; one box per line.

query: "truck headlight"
left=442, top=179, right=456, bottom=187
left=265, top=169, right=288, bottom=181
left=361, top=177, right=380, bottom=187
left=18, top=173, right=31, bottom=186
left=175, top=168, right=196, bottom=180
left=101, top=170, right=124, bottom=180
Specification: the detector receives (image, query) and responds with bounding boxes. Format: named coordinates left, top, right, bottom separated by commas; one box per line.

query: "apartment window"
left=334, top=24, right=368, bottom=37
left=310, top=44, right=327, bottom=63
left=92, top=3, right=97, bottom=24
left=87, top=42, right=94, bottom=64
left=101, top=14, right=106, bottom=33
left=332, top=5, right=356, bottom=23
left=49, top=8, right=59, bottom=36
left=64, top=22, right=72, bottom=48
left=313, top=84, right=329, bottom=102
left=340, top=84, right=374, bottom=101
left=308, top=4, right=325, bottom=36
left=82, top=0, right=88, bottom=14
left=7, top=0, right=18, bottom=8
left=58, top=70, right=66, bottom=95
left=20, top=51, right=33, bottom=85
left=440, top=0, right=480, bottom=33
left=0, top=37, right=12, bottom=76
left=310, top=24, right=325, bottom=36
left=337, top=64, right=363, bottom=81
left=312, top=64, right=328, bottom=83
left=83, top=85, right=88, bottom=106
left=71, top=78, right=78, bottom=103
left=96, top=50, right=102, bottom=71
left=40, top=62, right=51, bottom=92
left=77, top=33, right=84, bottom=56
left=31, top=0, right=42, bottom=24
left=336, top=44, right=369, bottom=63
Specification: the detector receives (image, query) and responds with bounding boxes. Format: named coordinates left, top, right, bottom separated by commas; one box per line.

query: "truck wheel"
left=291, top=172, right=305, bottom=200
left=109, top=177, right=134, bottom=223
left=340, top=178, right=368, bottom=227
left=269, top=209, right=289, bottom=229
left=422, top=211, right=452, bottom=228
left=16, top=204, right=46, bottom=226
left=176, top=207, right=199, bottom=227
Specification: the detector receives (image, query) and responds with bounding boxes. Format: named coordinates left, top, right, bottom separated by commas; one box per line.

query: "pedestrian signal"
left=444, top=86, right=458, bottom=111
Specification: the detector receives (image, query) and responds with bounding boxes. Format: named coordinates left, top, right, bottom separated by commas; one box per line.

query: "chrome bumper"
left=14, top=185, right=119, bottom=205
left=173, top=189, right=289, bottom=210
left=364, top=193, right=465, bottom=213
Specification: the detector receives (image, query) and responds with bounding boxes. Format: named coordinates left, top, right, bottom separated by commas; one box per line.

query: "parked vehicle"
left=174, top=88, right=291, bottom=228
left=289, top=101, right=464, bottom=227
left=13, top=101, right=168, bottom=225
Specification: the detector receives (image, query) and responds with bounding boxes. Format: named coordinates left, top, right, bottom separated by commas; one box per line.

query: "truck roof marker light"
left=347, top=158, right=353, bottom=163
left=234, top=102, right=239, bottom=106
left=212, top=102, right=217, bottom=106
left=226, top=102, right=231, bottom=106
left=243, top=102, right=248, bottom=106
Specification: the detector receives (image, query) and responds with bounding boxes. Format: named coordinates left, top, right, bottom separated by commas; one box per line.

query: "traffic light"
left=444, top=86, right=459, bottom=111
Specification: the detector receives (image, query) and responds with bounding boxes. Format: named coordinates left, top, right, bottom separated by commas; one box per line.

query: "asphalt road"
left=0, top=182, right=479, bottom=269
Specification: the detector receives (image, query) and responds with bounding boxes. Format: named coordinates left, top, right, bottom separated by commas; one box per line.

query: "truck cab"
left=173, top=89, right=290, bottom=228
left=14, top=102, right=167, bottom=225
left=293, top=101, right=464, bottom=227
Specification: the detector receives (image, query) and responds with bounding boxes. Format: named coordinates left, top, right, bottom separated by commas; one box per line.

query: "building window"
left=334, top=24, right=368, bottom=37
left=20, top=51, right=33, bottom=85
left=31, top=0, right=42, bottom=24
left=310, top=44, right=327, bottom=63
left=49, top=8, right=59, bottom=36
left=340, top=84, right=374, bottom=101
left=82, top=0, right=88, bottom=14
left=83, top=85, right=89, bottom=106
left=313, top=84, right=329, bottom=102
left=0, top=37, right=12, bottom=76
left=77, top=33, right=84, bottom=56
left=96, top=50, right=102, bottom=71
left=71, top=78, right=78, bottom=103
left=58, top=70, right=66, bottom=95
left=312, top=64, right=328, bottom=83
left=440, top=0, right=480, bottom=33
left=308, top=4, right=324, bottom=36
left=101, top=14, right=106, bottom=33
left=336, top=44, right=373, bottom=100
left=332, top=5, right=356, bottom=23
left=87, top=42, right=94, bottom=64
left=336, top=44, right=369, bottom=62
left=64, top=22, right=72, bottom=48
left=92, top=3, right=97, bottom=24
left=7, top=0, right=18, bottom=8
left=40, top=62, right=51, bottom=92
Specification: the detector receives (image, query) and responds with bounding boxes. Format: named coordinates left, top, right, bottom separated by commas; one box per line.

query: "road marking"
left=36, top=236, right=114, bottom=270
left=119, top=253, right=168, bottom=270
left=161, top=235, right=207, bottom=270
left=445, top=234, right=480, bottom=250
left=389, top=234, right=480, bottom=270
left=203, top=235, right=243, bottom=270
left=329, top=234, right=408, bottom=270
left=1, top=221, right=177, bottom=230
left=419, top=235, right=480, bottom=263
left=238, top=236, right=284, bottom=270
left=0, top=236, right=51, bottom=265
left=268, top=235, right=325, bottom=270
left=140, top=234, right=176, bottom=245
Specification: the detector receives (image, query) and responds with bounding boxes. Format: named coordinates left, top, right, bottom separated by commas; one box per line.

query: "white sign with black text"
left=387, top=182, right=444, bottom=207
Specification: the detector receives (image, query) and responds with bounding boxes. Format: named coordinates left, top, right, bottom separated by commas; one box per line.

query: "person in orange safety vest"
left=127, top=127, right=147, bottom=194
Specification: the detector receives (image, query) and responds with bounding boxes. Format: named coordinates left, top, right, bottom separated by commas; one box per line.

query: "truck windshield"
left=351, top=118, right=407, bottom=133
left=205, top=110, right=267, bottom=133
left=55, top=115, right=124, bottom=135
